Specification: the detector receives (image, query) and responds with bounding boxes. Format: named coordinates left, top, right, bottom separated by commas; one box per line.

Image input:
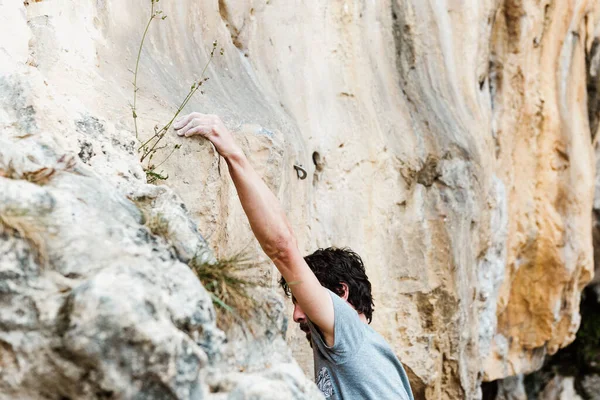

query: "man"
left=174, top=113, right=414, bottom=400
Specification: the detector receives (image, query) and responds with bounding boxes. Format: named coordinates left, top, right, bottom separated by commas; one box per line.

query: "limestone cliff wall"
left=485, top=0, right=597, bottom=380
left=1, top=1, right=598, bottom=399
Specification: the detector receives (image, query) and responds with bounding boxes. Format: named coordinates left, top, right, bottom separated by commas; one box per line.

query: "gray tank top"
left=308, top=290, right=414, bottom=400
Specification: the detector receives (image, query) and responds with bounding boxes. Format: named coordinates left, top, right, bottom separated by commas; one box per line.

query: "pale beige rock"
left=1, top=0, right=598, bottom=399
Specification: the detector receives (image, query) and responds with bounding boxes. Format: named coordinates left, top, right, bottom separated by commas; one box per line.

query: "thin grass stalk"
left=132, top=0, right=156, bottom=139
left=152, top=144, right=180, bottom=170
left=138, top=46, right=216, bottom=160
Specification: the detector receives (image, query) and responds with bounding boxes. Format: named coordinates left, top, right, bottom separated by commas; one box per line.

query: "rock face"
left=1, top=0, right=599, bottom=399
left=483, top=0, right=597, bottom=380
left=0, top=1, right=321, bottom=399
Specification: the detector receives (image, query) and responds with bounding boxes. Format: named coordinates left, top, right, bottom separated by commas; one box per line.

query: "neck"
left=358, top=312, right=368, bottom=324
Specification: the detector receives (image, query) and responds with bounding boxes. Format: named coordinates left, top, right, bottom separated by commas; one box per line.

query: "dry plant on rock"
left=0, top=155, right=77, bottom=186
left=0, top=155, right=76, bottom=268
left=130, top=198, right=171, bottom=240
left=132, top=0, right=223, bottom=183
left=189, top=253, right=261, bottom=328
left=131, top=194, right=260, bottom=327
left=144, top=212, right=171, bottom=239
left=0, top=212, right=47, bottom=267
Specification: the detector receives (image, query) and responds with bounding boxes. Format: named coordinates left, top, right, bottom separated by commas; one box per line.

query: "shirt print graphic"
left=316, top=367, right=334, bottom=398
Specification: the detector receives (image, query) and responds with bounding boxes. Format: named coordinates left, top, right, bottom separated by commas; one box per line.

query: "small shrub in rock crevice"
left=132, top=197, right=260, bottom=329
left=144, top=212, right=170, bottom=239
left=188, top=253, right=261, bottom=329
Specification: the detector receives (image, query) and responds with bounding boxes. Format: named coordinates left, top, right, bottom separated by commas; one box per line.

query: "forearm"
left=224, top=151, right=297, bottom=263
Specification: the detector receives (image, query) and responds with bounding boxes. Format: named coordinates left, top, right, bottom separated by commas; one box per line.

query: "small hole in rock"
left=312, top=152, right=324, bottom=172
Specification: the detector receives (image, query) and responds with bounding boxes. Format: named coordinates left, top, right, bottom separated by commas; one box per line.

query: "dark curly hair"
left=279, top=247, right=374, bottom=323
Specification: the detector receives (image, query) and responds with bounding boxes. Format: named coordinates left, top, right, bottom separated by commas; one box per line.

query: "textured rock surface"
left=488, top=3, right=600, bottom=398
left=491, top=280, right=600, bottom=400
left=483, top=0, right=597, bottom=381
left=1, top=0, right=599, bottom=399
left=0, top=1, right=322, bottom=399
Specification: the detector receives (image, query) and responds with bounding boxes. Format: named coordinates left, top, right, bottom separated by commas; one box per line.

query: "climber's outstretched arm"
left=173, top=113, right=335, bottom=343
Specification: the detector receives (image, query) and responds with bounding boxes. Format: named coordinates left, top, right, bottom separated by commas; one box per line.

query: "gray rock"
left=0, top=63, right=316, bottom=400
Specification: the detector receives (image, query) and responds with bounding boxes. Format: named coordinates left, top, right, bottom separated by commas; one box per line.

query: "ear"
left=340, top=282, right=350, bottom=301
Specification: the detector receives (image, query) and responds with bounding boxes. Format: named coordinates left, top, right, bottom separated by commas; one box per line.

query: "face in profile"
left=292, top=297, right=312, bottom=343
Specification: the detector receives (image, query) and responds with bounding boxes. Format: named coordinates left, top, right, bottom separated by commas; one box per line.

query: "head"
left=279, top=247, right=375, bottom=342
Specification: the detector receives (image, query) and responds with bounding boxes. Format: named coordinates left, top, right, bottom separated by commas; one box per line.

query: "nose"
left=293, top=303, right=307, bottom=323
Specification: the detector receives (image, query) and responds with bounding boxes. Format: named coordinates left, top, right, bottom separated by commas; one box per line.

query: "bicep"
left=274, top=247, right=334, bottom=338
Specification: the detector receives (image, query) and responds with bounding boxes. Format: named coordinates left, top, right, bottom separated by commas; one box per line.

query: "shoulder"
left=328, top=289, right=365, bottom=327
left=309, top=290, right=366, bottom=363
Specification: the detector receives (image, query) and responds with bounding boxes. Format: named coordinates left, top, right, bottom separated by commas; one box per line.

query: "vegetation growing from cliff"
left=0, top=154, right=79, bottom=267
left=189, top=253, right=259, bottom=328
left=0, top=212, right=47, bottom=267
left=134, top=199, right=258, bottom=327
left=144, top=212, right=170, bottom=238
left=132, top=0, right=222, bottom=183
left=0, top=155, right=77, bottom=186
